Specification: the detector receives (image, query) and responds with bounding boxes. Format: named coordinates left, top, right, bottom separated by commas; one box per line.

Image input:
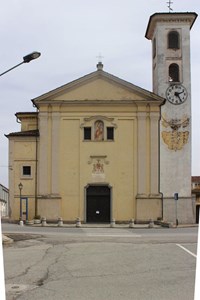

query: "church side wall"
left=9, top=137, right=36, bottom=221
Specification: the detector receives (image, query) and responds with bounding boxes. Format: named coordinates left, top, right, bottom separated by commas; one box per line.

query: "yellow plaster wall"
left=112, top=119, right=136, bottom=220
left=11, top=140, right=36, bottom=220
left=19, top=116, right=37, bottom=131
left=57, top=115, right=137, bottom=221
left=60, top=119, right=80, bottom=220
left=14, top=141, right=36, bottom=160
left=53, top=78, right=145, bottom=101
left=38, top=199, right=61, bottom=220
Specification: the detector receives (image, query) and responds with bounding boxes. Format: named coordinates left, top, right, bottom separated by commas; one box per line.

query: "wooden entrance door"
left=86, top=185, right=111, bottom=223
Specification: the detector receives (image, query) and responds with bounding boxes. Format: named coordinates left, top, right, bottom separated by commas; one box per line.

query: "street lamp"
left=0, top=51, right=41, bottom=76
left=0, top=52, right=40, bottom=300
left=18, top=182, right=23, bottom=222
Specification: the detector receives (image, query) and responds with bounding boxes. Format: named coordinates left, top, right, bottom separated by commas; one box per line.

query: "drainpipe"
left=159, top=99, right=166, bottom=221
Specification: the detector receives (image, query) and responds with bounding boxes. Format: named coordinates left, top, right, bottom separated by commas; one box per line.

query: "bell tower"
left=145, top=12, right=198, bottom=223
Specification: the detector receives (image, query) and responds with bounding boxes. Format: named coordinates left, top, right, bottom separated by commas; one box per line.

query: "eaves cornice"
left=145, top=12, right=198, bottom=40
left=36, top=99, right=164, bottom=107
left=5, top=129, right=39, bottom=138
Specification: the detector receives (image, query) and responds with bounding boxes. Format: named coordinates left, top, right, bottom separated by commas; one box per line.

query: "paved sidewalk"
left=25, top=221, right=198, bottom=229
left=2, top=220, right=198, bottom=245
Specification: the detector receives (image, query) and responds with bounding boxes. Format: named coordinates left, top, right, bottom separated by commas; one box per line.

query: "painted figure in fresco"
left=95, top=120, right=104, bottom=141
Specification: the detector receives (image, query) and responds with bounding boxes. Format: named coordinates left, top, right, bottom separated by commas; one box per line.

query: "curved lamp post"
left=0, top=51, right=41, bottom=76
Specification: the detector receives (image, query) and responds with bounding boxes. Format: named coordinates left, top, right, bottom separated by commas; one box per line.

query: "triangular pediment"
left=32, top=69, right=163, bottom=105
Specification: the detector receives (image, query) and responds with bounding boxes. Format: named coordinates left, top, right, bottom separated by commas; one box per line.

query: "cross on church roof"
left=96, top=53, right=104, bottom=63
left=167, top=0, right=173, bottom=12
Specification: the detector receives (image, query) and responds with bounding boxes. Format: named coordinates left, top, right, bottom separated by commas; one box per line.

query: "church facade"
left=6, top=11, right=197, bottom=224
left=7, top=65, right=164, bottom=222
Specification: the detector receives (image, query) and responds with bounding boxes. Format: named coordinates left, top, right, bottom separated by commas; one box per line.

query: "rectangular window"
left=23, top=166, right=31, bottom=176
left=107, top=127, right=114, bottom=140
left=84, top=127, right=91, bottom=140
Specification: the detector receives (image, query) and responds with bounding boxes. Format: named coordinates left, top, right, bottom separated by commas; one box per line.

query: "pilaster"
left=137, top=112, right=147, bottom=196
left=150, top=112, right=160, bottom=196
left=51, top=112, right=60, bottom=195
left=38, top=112, right=48, bottom=195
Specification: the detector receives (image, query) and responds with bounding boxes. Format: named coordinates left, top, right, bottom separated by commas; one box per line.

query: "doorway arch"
left=85, top=185, right=111, bottom=223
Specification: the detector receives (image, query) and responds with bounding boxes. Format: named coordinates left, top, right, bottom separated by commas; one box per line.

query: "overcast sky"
left=0, top=0, right=199, bottom=187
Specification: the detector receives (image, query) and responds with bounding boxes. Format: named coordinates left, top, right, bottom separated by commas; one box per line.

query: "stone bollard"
left=76, top=217, right=81, bottom=228
left=148, top=219, right=154, bottom=228
left=19, top=220, right=24, bottom=226
left=129, top=219, right=135, bottom=228
left=110, top=218, right=115, bottom=228
left=34, top=218, right=41, bottom=225
left=168, top=222, right=173, bottom=228
left=58, top=217, right=63, bottom=227
left=41, top=217, right=47, bottom=227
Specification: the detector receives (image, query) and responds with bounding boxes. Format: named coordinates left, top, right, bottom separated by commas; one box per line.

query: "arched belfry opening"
left=169, top=63, right=179, bottom=82
left=168, top=31, right=180, bottom=49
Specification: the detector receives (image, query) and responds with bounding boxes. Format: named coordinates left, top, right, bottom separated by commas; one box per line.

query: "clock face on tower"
left=166, top=84, right=188, bottom=105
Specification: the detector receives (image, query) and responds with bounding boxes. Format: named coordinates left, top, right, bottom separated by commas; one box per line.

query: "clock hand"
left=174, top=92, right=183, bottom=102
left=175, top=91, right=184, bottom=95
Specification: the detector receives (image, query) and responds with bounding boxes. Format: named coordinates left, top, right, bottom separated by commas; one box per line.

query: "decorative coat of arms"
left=88, top=156, right=108, bottom=182
left=92, top=160, right=104, bottom=174
left=161, top=115, right=190, bottom=151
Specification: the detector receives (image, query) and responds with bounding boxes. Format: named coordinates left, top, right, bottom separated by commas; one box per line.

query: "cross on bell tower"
left=167, top=0, right=173, bottom=12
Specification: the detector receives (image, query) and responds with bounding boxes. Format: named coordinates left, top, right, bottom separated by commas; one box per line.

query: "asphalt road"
left=2, top=224, right=198, bottom=300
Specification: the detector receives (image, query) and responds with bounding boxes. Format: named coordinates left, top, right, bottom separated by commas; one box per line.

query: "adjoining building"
left=192, top=176, right=200, bottom=223
left=6, top=11, right=198, bottom=224
left=0, top=184, right=9, bottom=217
